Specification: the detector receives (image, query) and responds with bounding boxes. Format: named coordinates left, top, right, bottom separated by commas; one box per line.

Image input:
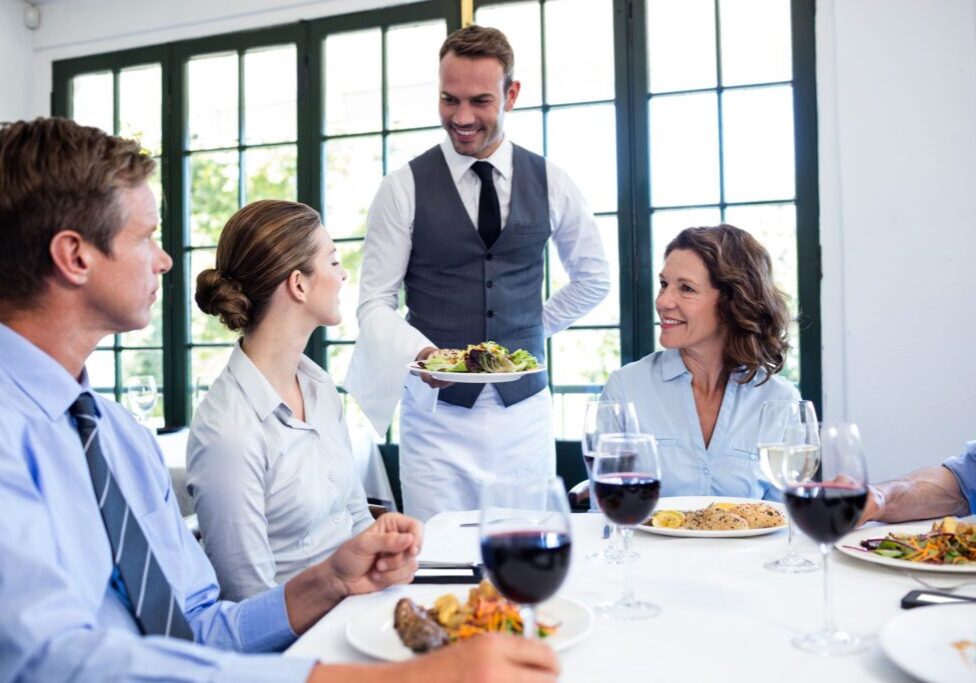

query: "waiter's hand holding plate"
left=415, top=346, right=456, bottom=389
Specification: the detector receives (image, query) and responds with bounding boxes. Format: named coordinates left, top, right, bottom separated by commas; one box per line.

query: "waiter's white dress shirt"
left=187, top=342, right=372, bottom=600
left=345, top=137, right=610, bottom=520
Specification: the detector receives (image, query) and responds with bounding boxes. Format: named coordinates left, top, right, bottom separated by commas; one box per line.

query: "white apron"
left=399, top=374, right=555, bottom=522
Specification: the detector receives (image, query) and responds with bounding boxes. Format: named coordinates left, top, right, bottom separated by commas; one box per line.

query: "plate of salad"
left=835, top=517, right=976, bottom=573
left=408, top=342, right=545, bottom=384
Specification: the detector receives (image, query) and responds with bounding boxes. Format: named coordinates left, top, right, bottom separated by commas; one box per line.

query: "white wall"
left=818, top=0, right=976, bottom=480
left=0, top=0, right=34, bottom=122
left=7, top=0, right=975, bottom=480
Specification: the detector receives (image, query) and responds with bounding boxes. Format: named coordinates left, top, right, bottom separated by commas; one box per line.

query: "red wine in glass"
left=480, top=531, right=572, bottom=605
left=594, top=474, right=661, bottom=526
left=784, top=483, right=867, bottom=544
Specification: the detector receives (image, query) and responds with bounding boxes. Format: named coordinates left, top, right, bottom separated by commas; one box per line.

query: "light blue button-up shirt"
left=944, top=440, right=976, bottom=514
left=0, top=324, right=315, bottom=682
left=601, top=348, right=801, bottom=500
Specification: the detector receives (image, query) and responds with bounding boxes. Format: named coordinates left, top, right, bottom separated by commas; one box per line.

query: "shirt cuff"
left=238, top=583, right=299, bottom=652
left=942, top=440, right=976, bottom=515
left=213, top=652, right=316, bottom=683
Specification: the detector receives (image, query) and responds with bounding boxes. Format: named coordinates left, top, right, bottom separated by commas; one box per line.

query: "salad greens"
left=420, top=342, right=539, bottom=374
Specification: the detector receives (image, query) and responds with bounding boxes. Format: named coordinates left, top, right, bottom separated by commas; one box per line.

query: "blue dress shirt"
left=601, top=348, right=801, bottom=500
left=943, top=440, right=976, bottom=514
left=0, top=324, right=315, bottom=682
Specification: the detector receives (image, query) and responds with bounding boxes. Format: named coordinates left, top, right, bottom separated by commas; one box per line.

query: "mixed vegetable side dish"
left=419, top=342, right=539, bottom=374
left=859, top=517, right=976, bottom=565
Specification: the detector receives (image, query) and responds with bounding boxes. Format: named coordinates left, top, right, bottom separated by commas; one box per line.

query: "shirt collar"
left=0, top=322, right=94, bottom=421
left=660, top=347, right=690, bottom=382
left=439, top=136, right=513, bottom=185
left=226, top=340, right=285, bottom=421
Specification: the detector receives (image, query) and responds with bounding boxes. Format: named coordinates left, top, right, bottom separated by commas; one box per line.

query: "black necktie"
left=69, top=393, right=194, bottom=640
left=471, top=161, right=501, bottom=248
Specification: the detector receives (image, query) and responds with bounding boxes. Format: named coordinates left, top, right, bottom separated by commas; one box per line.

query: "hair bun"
left=195, top=268, right=251, bottom=332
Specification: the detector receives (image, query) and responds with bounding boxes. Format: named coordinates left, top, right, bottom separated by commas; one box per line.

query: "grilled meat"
left=394, top=598, right=450, bottom=653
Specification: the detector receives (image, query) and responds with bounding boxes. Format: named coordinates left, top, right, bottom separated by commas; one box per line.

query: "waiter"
left=346, top=25, right=610, bottom=520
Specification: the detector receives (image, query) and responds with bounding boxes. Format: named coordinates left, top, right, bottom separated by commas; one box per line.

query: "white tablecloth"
left=283, top=511, right=976, bottom=681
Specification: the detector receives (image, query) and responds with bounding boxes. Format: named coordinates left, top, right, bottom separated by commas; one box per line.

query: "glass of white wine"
left=757, top=400, right=821, bottom=573
left=124, top=375, right=158, bottom=426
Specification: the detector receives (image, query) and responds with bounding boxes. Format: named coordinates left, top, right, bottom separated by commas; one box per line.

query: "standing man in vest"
left=346, top=26, right=611, bottom=520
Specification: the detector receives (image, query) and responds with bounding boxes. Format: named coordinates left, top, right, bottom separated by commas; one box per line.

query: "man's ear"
left=504, top=79, right=521, bottom=112
left=49, top=230, right=95, bottom=285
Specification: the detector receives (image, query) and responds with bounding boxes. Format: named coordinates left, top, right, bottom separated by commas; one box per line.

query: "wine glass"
left=582, top=399, right=639, bottom=562
left=757, top=400, right=821, bottom=573
left=592, top=433, right=662, bottom=619
left=479, top=476, right=573, bottom=639
left=784, top=421, right=869, bottom=655
left=192, top=375, right=215, bottom=410
left=124, top=375, right=158, bottom=425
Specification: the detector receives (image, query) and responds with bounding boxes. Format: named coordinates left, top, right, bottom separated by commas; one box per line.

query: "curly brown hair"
left=664, top=224, right=791, bottom=385
left=0, top=117, right=155, bottom=306
left=440, top=25, right=514, bottom=88
left=195, top=200, right=322, bottom=332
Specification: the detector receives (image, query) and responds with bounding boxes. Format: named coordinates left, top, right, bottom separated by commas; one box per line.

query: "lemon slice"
left=650, top=510, right=685, bottom=528
left=710, top=502, right=737, bottom=511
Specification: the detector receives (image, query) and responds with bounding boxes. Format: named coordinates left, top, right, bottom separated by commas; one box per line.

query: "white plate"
left=836, top=521, right=976, bottom=574
left=880, top=604, right=976, bottom=683
left=346, top=594, right=593, bottom=662
left=634, top=496, right=788, bottom=538
left=407, top=361, right=546, bottom=384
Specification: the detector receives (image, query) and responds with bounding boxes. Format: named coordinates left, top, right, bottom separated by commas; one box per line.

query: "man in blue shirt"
left=860, top=441, right=976, bottom=524
left=0, top=117, right=559, bottom=682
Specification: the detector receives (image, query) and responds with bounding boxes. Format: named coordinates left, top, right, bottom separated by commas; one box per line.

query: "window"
left=53, top=0, right=819, bottom=435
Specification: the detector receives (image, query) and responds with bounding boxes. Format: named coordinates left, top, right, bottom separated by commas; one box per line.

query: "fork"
left=908, top=572, right=976, bottom=592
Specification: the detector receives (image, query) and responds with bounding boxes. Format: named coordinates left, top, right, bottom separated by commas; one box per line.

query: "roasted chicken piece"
left=394, top=598, right=450, bottom=653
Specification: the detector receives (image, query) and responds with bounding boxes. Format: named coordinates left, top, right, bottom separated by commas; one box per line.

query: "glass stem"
left=820, top=543, right=835, bottom=634
left=785, top=517, right=798, bottom=557
left=521, top=604, right=537, bottom=639
left=620, top=527, right=635, bottom=605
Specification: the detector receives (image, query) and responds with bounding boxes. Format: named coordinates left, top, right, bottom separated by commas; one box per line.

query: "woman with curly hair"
left=601, top=224, right=800, bottom=500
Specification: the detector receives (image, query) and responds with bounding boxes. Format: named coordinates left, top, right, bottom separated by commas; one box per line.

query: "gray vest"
left=406, top=144, right=550, bottom=408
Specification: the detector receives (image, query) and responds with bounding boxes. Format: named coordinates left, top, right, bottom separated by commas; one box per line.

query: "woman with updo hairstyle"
left=601, top=224, right=801, bottom=500
left=186, top=199, right=372, bottom=601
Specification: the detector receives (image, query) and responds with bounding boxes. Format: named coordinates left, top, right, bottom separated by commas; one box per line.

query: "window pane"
left=650, top=207, right=722, bottom=324
left=551, top=329, right=620, bottom=386
left=87, top=349, right=116, bottom=390
left=386, top=128, right=443, bottom=173
left=120, top=349, right=164, bottom=428
left=504, top=109, right=543, bottom=156
left=325, top=29, right=382, bottom=135
left=324, top=136, right=383, bottom=239
left=188, top=151, right=239, bottom=247
left=244, top=145, right=297, bottom=203
left=476, top=1, right=542, bottom=108
left=244, top=45, right=297, bottom=145
left=552, top=392, right=596, bottom=440
left=544, top=0, right=614, bottom=105
left=71, top=72, right=113, bottom=133
left=187, top=53, right=238, bottom=150
left=189, top=248, right=238, bottom=344
left=723, top=203, right=798, bottom=310
left=547, top=104, right=616, bottom=213
left=386, top=21, right=444, bottom=130
left=327, top=240, right=363, bottom=342
left=121, top=293, right=163, bottom=347
left=190, top=346, right=234, bottom=416
left=326, top=344, right=354, bottom=384
left=549, top=215, right=619, bottom=326
left=722, top=86, right=794, bottom=202
left=119, top=64, right=162, bottom=155
left=647, top=0, right=716, bottom=93
left=719, top=0, right=792, bottom=86
left=649, top=92, right=719, bottom=207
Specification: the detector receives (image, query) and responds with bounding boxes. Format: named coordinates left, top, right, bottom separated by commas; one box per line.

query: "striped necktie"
left=69, top=393, right=194, bottom=640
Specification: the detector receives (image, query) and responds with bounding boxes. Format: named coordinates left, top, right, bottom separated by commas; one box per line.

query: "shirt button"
left=328, top=472, right=335, bottom=482
left=703, top=467, right=710, bottom=475
left=485, top=253, right=493, bottom=261
left=486, top=310, right=494, bottom=318
left=486, top=280, right=493, bottom=288
left=330, top=514, right=340, bottom=525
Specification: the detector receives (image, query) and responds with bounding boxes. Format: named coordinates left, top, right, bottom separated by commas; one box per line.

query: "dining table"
left=285, top=510, right=976, bottom=681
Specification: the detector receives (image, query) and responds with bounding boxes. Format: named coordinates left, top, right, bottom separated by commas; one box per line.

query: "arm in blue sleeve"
left=0, top=427, right=316, bottom=683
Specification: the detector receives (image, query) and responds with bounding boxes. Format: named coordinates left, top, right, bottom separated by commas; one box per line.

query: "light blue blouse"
left=601, top=348, right=801, bottom=500
left=943, top=440, right=976, bottom=514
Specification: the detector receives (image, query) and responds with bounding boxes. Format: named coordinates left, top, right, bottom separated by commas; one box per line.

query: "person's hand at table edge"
left=285, top=513, right=423, bottom=633
left=306, top=634, right=560, bottom=683
left=415, top=346, right=455, bottom=389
